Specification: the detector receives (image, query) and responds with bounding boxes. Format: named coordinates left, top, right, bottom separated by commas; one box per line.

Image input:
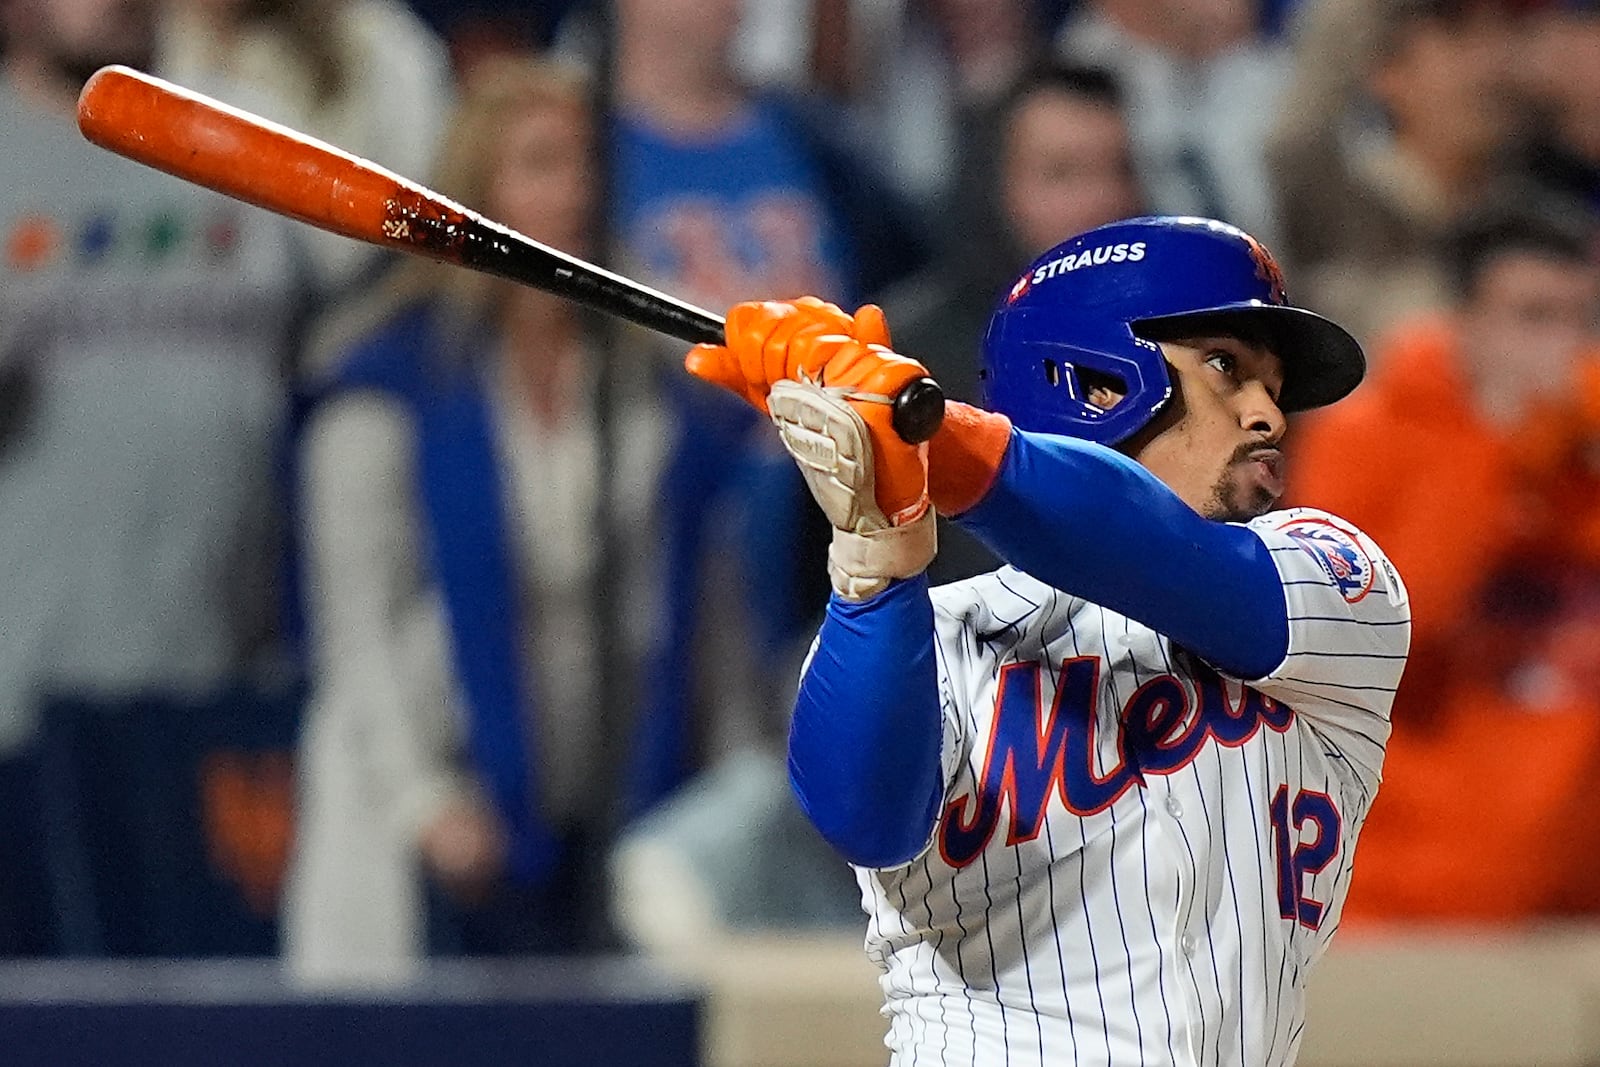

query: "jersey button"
left=1181, top=935, right=1196, bottom=958
left=1165, top=795, right=1184, bottom=819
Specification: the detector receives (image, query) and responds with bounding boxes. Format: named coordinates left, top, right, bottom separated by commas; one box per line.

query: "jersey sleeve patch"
left=1276, top=516, right=1374, bottom=604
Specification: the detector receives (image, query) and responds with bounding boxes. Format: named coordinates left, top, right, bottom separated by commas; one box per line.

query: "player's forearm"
left=790, top=575, right=944, bottom=869
left=955, top=428, right=1290, bottom=679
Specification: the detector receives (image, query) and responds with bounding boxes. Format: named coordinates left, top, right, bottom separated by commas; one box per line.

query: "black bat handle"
left=464, top=220, right=945, bottom=444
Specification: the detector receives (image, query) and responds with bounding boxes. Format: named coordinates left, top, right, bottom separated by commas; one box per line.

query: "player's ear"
left=1087, top=385, right=1120, bottom=411
left=1077, top=367, right=1127, bottom=411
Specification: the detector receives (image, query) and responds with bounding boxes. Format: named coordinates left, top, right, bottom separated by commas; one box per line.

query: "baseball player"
left=686, top=216, right=1410, bottom=1066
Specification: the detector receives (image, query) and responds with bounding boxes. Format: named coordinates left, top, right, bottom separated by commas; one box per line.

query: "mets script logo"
left=1280, top=517, right=1374, bottom=603
left=1243, top=233, right=1287, bottom=304
left=938, top=657, right=1292, bottom=867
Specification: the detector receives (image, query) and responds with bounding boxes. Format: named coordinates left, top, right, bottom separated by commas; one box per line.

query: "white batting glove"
left=768, top=378, right=935, bottom=601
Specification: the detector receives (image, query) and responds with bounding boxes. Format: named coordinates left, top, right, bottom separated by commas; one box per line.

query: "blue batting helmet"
left=980, top=216, right=1366, bottom=444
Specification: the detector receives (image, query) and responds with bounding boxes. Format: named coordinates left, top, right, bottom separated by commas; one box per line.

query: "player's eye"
left=1204, top=350, right=1238, bottom=379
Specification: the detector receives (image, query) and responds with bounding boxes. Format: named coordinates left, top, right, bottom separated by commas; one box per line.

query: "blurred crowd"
left=0, top=0, right=1597, bottom=981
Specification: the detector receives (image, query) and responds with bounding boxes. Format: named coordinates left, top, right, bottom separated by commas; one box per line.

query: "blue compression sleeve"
left=957, top=429, right=1289, bottom=679
left=790, top=574, right=942, bottom=868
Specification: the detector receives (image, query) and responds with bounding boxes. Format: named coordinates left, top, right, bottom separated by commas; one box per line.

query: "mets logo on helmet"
left=1243, top=234, right=1287, bottom=305
left=1279, top=517, right=1374, bottom=603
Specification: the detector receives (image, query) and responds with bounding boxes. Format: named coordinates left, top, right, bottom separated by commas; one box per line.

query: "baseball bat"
left=74, top=65, right=945, bottom=444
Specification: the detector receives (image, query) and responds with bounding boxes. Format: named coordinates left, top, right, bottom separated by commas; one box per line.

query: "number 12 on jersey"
left=1270, top=785, right=1342, bottom=930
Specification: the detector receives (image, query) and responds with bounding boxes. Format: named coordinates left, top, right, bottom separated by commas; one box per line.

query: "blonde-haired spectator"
left=283, top=55, right=664, bottom=986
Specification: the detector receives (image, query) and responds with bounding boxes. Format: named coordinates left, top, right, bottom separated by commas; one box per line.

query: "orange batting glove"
left=686, top=297, right=1016, bottom=523
left=772, top=332, right=932, bottom=527
left=684, top=297, right=893, bottom=414
left=685, top=298, right=926, bottom=527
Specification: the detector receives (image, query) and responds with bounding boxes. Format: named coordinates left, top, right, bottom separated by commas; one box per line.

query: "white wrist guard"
left=769, top=378, right=888, bottom=534
left=768, top=378, right=935, bottom=600
left=828, top=511, right=937, bottom=601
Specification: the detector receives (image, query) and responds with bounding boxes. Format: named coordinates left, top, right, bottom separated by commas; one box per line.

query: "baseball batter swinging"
left=686, top=215, right=1410, bottom=1066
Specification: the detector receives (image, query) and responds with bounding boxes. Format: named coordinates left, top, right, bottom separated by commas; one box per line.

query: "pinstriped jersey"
left=854, top=506, right=1410, bottom=1067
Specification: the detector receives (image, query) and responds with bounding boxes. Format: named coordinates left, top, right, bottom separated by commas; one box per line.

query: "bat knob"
left=892, top=377, right=946, bottom=444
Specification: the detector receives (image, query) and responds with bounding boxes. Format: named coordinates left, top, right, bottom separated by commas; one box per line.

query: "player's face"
left=1111, top=335, right=1288, bottom=522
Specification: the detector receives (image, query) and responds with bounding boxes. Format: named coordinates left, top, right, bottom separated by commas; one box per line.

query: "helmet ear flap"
left=979, top=332, right=1172, bottom=446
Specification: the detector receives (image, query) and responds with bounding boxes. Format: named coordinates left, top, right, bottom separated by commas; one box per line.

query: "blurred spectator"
left=157, top=0, right=453, bottom=295
left=406, top=0, right=581, bottom=67
left=1268, top=0, right=1525, bottom=347
left=0, top=0, right=302, bottom=955
left=1288, top=200, right=1600, bottom=922
left=838, top=0, right=1047, bottom=210
left=886, top=63, right=1141, bottom=406
left=610, top=748, right=862, bottom=953
left=609, top=0, right=928, bottom=814
left=1521, top=3, right=1600, bottom=219
left=1056, top=0, right=1289, bottom=245
left=610, top=0, right=928, bottom=314
left=883, top=62, right=1142, bottom=582
left=283, top=56, right=663, bottom=985
left=1261, top=0, right=1306, bottom=36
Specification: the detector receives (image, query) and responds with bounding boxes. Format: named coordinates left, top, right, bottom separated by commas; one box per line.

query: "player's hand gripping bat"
left=74, top=65, right=946, bottom=444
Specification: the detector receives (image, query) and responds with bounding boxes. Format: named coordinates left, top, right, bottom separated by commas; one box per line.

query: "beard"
left=1200, top=442, right=1280, bottom=523
left=1208, top=479, right=1278, bottom=523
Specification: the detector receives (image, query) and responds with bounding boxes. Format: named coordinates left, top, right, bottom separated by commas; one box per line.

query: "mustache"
left=1214, top=441, right=1285, bottom=523
left=1230, top=442, right=1282, bottom=467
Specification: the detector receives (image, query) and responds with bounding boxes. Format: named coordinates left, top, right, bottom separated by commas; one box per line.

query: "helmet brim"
left=1132, top=303, right=1366, bottom=414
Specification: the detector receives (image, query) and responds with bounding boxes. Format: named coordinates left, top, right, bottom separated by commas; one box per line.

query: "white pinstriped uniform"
left=855, top=507, right=1410, bottom=1067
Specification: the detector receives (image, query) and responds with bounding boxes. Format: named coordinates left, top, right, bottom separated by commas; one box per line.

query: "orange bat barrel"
left=73, top=65, right=727, bottom=344
left=79, top=65, right=412, bottom=246
left=75, top=65, right=946, bottom=443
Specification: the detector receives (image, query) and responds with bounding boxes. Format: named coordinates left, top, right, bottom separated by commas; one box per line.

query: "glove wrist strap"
left=828, top=509, right=937, bottom=601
